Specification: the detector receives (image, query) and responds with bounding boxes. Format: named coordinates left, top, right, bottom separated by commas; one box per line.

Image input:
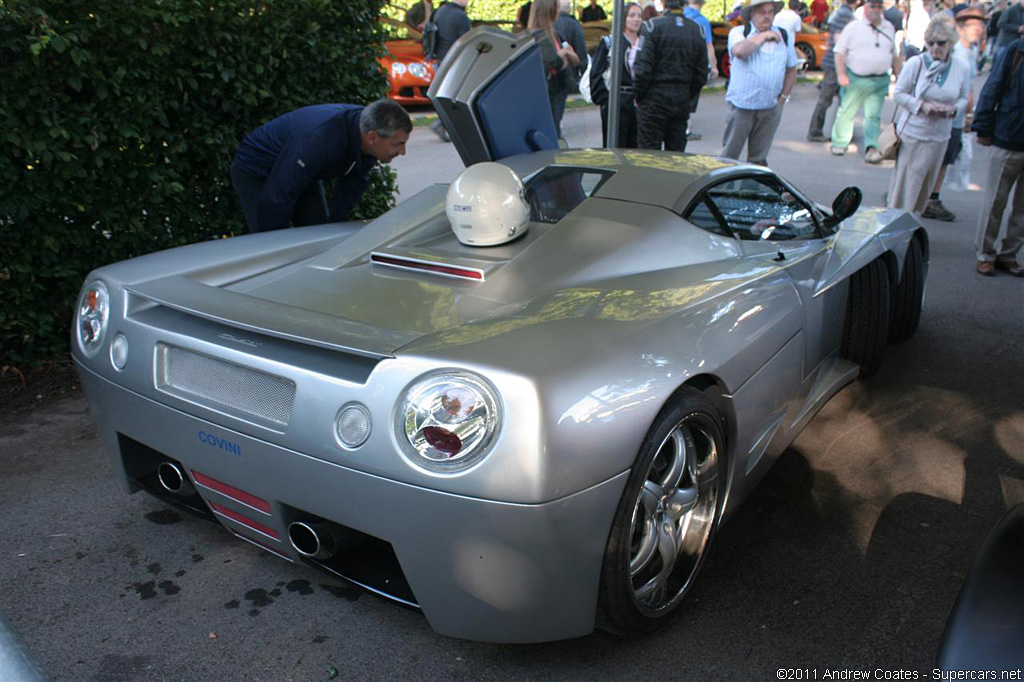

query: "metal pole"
left=606, top=0, right=625, bottom=147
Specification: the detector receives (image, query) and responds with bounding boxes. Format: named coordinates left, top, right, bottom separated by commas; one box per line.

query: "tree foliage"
left=0, top=0, right=397, bottom=365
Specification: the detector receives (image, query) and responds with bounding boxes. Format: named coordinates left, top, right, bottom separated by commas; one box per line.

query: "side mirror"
left=831, top=186, right=862, bottom=222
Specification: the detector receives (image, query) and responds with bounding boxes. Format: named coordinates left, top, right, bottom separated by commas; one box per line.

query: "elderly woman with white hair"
left=887, top=16, right=971, bottom=215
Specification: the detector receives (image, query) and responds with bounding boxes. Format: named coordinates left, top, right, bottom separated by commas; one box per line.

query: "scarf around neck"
left=916, top=53, right=951, bottom=96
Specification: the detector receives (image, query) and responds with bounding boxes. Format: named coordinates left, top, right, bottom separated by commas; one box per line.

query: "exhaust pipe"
left=157, top=461, right=196, bottom=497
left=288, top=521, right=338, bottom=560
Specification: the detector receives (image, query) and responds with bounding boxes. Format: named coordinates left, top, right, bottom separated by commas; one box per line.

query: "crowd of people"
left=570, top=0, right=1021, bottom=276
left=230, top=0, right=1022, bottom=277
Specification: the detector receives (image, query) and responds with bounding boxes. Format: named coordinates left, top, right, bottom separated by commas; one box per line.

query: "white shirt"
left=727, top=24, right=800, bottom=110
left=773, top=9, right=803, bottom=38
left=834, top=18, right=897, bottom=76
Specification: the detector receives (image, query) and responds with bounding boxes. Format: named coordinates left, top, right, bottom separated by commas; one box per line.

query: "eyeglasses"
left=927, top=40, right=948, bottom=46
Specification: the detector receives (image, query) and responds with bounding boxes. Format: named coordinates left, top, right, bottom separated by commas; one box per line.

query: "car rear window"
left=525, top=167, right=613, bottom=223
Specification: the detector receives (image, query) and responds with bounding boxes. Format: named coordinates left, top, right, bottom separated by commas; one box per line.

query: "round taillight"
left=75, top=281, right=110, bottom=356
left=397, top=371, right=500, bottom=473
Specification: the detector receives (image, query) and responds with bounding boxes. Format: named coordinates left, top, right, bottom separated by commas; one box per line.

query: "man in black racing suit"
left=632, top=0, right=708, bottom=151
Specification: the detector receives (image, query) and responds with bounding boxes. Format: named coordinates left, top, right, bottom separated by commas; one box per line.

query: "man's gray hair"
left=359, top=99, right=413, bottom=138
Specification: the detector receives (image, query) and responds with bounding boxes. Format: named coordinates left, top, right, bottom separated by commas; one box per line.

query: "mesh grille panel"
left=156, top=344, right=296, bottom=428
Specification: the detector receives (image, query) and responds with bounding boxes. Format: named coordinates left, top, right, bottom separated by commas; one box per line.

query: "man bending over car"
left=230, top=99, right=411, bottom=233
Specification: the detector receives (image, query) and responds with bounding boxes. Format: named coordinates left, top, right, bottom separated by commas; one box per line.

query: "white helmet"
left=446, top=162, right=530, bottom=247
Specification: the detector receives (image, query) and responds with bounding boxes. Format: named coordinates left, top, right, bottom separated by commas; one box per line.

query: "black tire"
left=597, top=389, right=725, bottom=636
left=888, top=236, right=926, bottom=344
left=718, top=50, right=730, bottom=80
left=841, top=257, right=891, bottom=377
left=796, top=42, right=816, bottom=69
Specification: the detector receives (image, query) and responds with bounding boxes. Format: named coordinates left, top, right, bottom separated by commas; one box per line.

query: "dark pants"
left=637, top=90, right=691, bottom=152
left=808, top=67, right=841, bottom=138
left=551, top=91, right=569, bottom=138
left=230, top=163, right=328, bottom=233
left=599, top=102, right=639, bottom=148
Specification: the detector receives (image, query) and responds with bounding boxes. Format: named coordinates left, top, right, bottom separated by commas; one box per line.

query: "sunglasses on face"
left=927, top=40, right=948, bottom=46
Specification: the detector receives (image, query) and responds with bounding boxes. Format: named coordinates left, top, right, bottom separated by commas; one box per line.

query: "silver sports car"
left=73, top=28, right=927, bottom=643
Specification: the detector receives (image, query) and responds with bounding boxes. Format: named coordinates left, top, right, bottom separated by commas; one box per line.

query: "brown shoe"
left=995, top=260, right=1024, bottom=277
left=976, top=261, right=995, bottom=276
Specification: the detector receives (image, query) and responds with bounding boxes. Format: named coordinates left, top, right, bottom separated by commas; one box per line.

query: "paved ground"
left=2, top=78, right=1023, bottom=682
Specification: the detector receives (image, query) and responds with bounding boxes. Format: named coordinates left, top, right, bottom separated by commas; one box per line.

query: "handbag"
left=881, top=56, right=926, bottom=160
left=880, top=118, right=906, bottom=160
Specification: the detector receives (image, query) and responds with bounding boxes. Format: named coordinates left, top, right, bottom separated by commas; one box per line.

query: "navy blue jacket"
left=434, top=2, right=471, bottom=62
left=974, top=39, right=1024, bottom=152
left=233, top=104, right=377, bottom=232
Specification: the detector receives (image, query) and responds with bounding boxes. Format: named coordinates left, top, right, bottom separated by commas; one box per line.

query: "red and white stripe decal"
left=370, top=253, right=485, bottom=281
left=192, top=470, right=271, bottom=515
left=209, top=501, right=280, bottom=540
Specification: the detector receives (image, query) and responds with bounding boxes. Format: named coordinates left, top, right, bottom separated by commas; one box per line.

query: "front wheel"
left=841, top=257, right=891, bottom=377
left=597, top=389, right=725, bottom=636
left=718, top=51, right=731, bottom=80
left=796, top=42, right=816, bottom=69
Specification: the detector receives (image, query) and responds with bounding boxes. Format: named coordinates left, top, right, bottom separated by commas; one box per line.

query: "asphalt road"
left=2, top=78, right=1023, bottom=682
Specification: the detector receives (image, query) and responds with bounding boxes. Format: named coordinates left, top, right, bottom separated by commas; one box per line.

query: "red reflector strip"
left=209, top=502, right=280, bottom=540
left=192, top=470, right=271, bottom=514
left=371, top=254, right=484, bottom=280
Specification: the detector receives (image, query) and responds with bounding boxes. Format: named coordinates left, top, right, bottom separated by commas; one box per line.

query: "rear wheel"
left=597, top=389, right=725, bottom=636
left=841, top=257, right=891, bottom=377
left=888, top=236, right=926, bottom=343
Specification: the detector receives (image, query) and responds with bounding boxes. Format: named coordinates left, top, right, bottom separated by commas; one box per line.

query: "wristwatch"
left=778, top=93, right=791, bottom=103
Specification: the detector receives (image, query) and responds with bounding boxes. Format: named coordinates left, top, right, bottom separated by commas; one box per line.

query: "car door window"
left=703, top=176, right=820, bottom=242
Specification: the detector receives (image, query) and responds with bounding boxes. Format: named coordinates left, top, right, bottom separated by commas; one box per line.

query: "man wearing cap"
left=633, top=0, right=709, bottom=151
left=722, top=0, right=799, bottom=165
left=973, top=34, right=1023, bottom=276
left=828, top=0, right=900, bottom=162
left=807, top=0, right=858, bottom=142
left=922, top=4, right=987, bottom=221
left=230, top=100, right=411, bottom=233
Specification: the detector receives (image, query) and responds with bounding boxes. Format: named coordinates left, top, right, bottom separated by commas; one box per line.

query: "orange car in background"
left=712, top=21, right=829, bottom=78
left=380, top=17, right=436, bottom=106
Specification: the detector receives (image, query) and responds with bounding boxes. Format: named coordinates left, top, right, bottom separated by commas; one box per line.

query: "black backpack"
left=743, top=22, right=788, bottom=46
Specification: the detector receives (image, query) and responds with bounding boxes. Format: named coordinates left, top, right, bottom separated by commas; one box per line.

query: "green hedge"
left=0, top=0, right=397, bottom=366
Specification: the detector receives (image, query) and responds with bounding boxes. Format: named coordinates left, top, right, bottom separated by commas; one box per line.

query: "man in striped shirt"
left=807, top=0, right=859, bottom=142
left=721, top=0, right=799, bottom=165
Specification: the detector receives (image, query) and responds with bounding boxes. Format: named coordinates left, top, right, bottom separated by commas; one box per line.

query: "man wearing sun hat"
left=721, top=0, right=800, bottom=165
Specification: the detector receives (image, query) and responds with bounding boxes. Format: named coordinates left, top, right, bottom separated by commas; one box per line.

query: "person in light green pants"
left=829, top=0, right=900, bottom=163
left=832, top=71, right=892, bottom=159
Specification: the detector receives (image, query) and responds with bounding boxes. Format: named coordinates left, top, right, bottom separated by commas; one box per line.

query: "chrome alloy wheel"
left=627, top=418, right=719, bottom=613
